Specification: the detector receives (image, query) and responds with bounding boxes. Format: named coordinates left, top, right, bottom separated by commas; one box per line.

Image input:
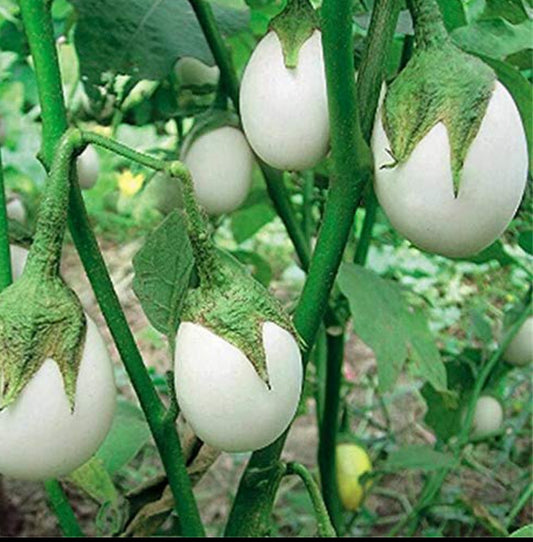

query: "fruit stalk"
left=407, top=0, right=449, bottom=49
left=285, top=462, right=337, bottom=537
left=0, top=150, right=12, bottom=290
left=225, top=0, right=398, bottom=534
left=189, top=0, right=312, bottom=270
left=18, top=0, right=204, bottom=536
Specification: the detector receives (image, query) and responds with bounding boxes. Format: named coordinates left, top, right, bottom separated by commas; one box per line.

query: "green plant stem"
left=506, top=483, right=533, bottom=528
left=388, top=293, right=532, bottom=536
left=189, top=0, right=241, bottom=112
left=318, top=328, right=345, bottom=532
left=285, top=462, right=337, bottom=537
left=188, top=0, right=312, bottom=272
left=18, top=1, right=204, bottom=536
left=354, top=189, right=378, bottom=266
left=225, top=0, right=401, bottom=534
left=25, top=129, right=82, bottom=278
left=262, top=163, right=312, bottom=270
left=302, top=171, right=315, bottom=248
left=313, top=325, right=328, bottom=428
left=407, top=0, right=449, bottom=49
left=44, top=480, right=84, bottom=537
left=0, top=150, right=12, bottom=291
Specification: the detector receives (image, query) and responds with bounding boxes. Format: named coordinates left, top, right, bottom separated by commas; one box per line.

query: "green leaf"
left=481, top=0, right=530, bottom=24
left=231, top=203, right=276, bottom=244
left=437, top=0, right=467, bottom=31
left=132, top=210, right=194, bottom=338
left=231, top=249, right=273, bottom=286
left=70, top=0, right=250, bottom=86
left=518, top=230, right=533, bottom=254
left=67, top=458, right=125, bottom=535
left=421, top=359, right=475, bottom=441
left=382, top=446, right=456, bottom=472
left=95, top=400, right=152, bottom=475
left=510, top=525, right=533, bottom=537
left=338, top=263, right=446, bottom=392
left=452, top=17, right=532, bottom=60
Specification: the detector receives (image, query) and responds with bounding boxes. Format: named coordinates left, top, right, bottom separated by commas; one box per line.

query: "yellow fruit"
left=336, top=443, right=372, bottom=511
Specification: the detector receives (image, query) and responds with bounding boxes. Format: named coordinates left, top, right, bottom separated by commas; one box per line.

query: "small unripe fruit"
left=76, top=145, right=100, bottom=190
left=471, top=395, right=503, bottom=438
left=174, top=57, right=220, bottom=88
left=503, top=317, right=533, bottom=366
left=182, top=126, right=254, bottom=215
left=174, top=321, right=302, bottom=452
left=6, top=198, right=27, bottom=223
left=336, top=443, right=373, bottom=511
left=240, top=30, right=329, bottom=171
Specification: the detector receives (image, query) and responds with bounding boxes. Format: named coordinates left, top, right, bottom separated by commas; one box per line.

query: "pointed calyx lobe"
left=181, top=250, right=301, bottom=388
left=0, top=129, right=87, bottom=410
left=382, top=0, right=496, bottom=195
left=0, top=274, right=86, bottom=410
left=270, top=0, right=320, bottom=68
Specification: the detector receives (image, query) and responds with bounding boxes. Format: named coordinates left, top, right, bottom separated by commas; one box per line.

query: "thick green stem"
left=0, top=150, right=12, bottom=290
left=302, top=171, right=315, bottom=248
left=285, top=462, right=337, bottom=537
left=18, top=1, right=204, bottom=536
left=318, top=329, right=345, bottom=532
left=407, top=0, right=449, bottom=49
left=44, top=479, right=84, bottom=537
left=225, top=0, right=399, bottom=535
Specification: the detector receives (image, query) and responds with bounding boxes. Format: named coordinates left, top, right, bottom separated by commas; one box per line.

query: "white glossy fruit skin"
left=175, top=57, right=220, bottom=87
left=76, top=145, right=100, bottom=190
left=9, top=244, right=28, bottom=279
left=174, top=321, right=303, bottom=453
left=182, top=126, right=254, bottom=215
left=240, top=30, right=329, bottom=171
left=503, top=317, right=533, bottom=366
left=471, top=396, right=503, bottom=438
left=0, top=316, right=116, bottom=480
left=372, top=82, right=528, bottom=258
left=6, top=199, right=27, bottom=223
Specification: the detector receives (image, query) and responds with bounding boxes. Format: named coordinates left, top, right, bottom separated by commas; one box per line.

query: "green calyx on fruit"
left=166, top=160, right=301, bottom=386
left=181, top=249, right=301, bottom=388
left=0, top=129, right=87, bottom=410
left=270, top=0, right=320, bottom=69
left=382, top=0, right=496, bottom=195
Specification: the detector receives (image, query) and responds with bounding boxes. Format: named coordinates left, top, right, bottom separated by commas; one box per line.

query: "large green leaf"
left=481, top=0, right=530, bottom=24
left=70, top=0, right=250, bottom=86
left=421, top=359, right=475, bottom=441
left=382, top=446, right=456, bottom=472
left=452, top=17, right=532, bottom=60
left=338, top=263, right=446, bottom=392
left=231, top=202, right=276, bottom=244
left=96, top=400, right=152, bottom=475
left=68, top=458, right=126, bottom=535
left=510, top=525, right=533, bottom=537
left=132, top=210, right=194, bottom=338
